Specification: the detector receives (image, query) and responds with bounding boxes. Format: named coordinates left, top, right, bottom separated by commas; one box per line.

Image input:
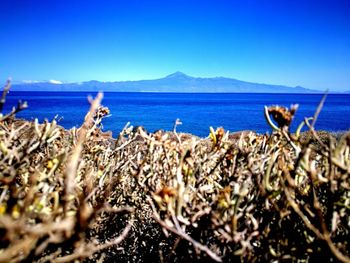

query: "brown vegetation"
left=0, top=81, right=349, bottom=262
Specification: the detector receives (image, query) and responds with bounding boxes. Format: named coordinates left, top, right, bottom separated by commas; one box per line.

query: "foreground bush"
left=0, top=81, right=349, bottom=262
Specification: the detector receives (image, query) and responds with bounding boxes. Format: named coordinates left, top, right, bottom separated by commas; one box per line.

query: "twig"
left=264, top=106, right=280, bottom=131
left=64, top=93, right=103, bottom=214
left=0, top=100, right=28, bottom=122
left=311, top=92, right=328, bottom=128
left=53, top=222, right=132, bottom=263
left=148, top=198, right=222, bottom=262
left=0, top=79, right=11, bottom=113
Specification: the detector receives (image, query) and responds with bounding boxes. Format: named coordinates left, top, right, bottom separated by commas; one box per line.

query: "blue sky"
left=0, top=0, right=349, bottom=91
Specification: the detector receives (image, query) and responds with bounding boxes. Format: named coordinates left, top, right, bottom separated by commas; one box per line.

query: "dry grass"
left=0, top=81, right=349, bottom=262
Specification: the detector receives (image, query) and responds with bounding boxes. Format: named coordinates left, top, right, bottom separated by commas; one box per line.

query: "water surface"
left=4, top=92, right=350, bottom=137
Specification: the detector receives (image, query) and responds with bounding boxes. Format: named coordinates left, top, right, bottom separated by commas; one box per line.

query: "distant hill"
left=11, top=72, right=319, bottom=93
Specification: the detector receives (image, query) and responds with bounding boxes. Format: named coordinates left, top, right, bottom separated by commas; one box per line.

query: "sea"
left=4, top=92, right=350, bottom=138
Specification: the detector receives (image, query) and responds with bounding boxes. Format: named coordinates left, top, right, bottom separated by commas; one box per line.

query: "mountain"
left=11, top=72, right=318, bottom=93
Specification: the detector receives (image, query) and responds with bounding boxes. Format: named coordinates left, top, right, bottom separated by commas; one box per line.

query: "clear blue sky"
left=1, top=0, right=349, bottom=91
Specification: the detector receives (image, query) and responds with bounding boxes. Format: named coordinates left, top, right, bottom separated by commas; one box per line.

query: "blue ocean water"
left=3, top=92, right=350, bottom=137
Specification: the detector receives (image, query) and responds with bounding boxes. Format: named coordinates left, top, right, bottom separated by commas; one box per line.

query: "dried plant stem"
left=54, top=222, right=132, bottom=263
left=311, top=92, right=328, bottom=128
left=0, top=79, right=11, bottom=113
left=149, top=198, right=222, bottom=262
left=64, top=93, right=103, bottom=214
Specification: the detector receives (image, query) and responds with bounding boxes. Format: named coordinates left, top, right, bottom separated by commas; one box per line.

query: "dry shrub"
left=0, top=83, right=132, bottom=262
left=0, top=82, right=349, bottom=262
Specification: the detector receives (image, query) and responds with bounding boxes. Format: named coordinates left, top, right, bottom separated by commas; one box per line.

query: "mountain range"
left=11, top=72, right=319, bottom=93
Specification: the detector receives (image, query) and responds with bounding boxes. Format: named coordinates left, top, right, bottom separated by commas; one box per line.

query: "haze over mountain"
left=12, top=72, right=319, bottom=93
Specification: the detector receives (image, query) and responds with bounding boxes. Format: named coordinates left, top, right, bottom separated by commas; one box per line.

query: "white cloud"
left=22, top=80, right=40, bottom=84
left=49, top=80, right=63, bottom=84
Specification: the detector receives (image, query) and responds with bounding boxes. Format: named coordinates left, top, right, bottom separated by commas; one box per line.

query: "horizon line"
left=10, top=71, right=306, bottom=88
